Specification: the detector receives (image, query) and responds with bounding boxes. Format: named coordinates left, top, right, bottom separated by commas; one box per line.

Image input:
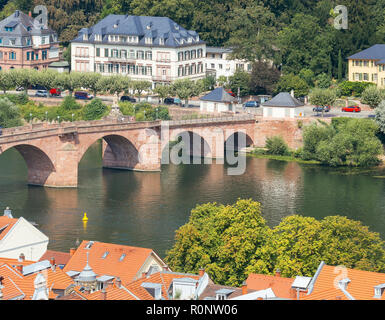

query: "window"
left=0, top=52, right=3, bottom=60
left=114, top=64, right=119, bottom=73
left=9, top=52, right=16, bottom=60
left=364, top=73, right=369, bottom=81
left=363, top=61, right=369, bottom=67
left=119, top=254, right=126, bottom=261
left=373, top=73, right=378, bottom=81
left=5, top=27, right=13, bottom=32
left=146, top=51, right=152, bottom=60
left=130, top=50, right=135, bottom=59
left=219, top=64, right=223, bottom=69
left=26, top=38, right=31, bottom=46
left=104, top=48, right=109, bottom=58
left=0, top=38, right=2, bottom=44
left=96, top=48, right=100, bottom=57
left=9, top=39, right=16, bottom=46
left=101, top=251, right=109, bottom=259
left=137, top=51, right=144, bottom=59
left=216, top=294, right=226, bottom=300
left=147, top=66, right=152, bottom=75
left=184, top=51, right=190, bottom=60
left=112, top=49, right=118, bottom=58
left=108, top=63, right=113, bottom=73
left=26, top=52, right=30, bottom=61
left=42, top=50, right=47, bottom=60
left=191, top=50, right=196, bottom=59
left=211, top=63, right=215, bottom=69
left=41, top=36, right=46, bottom=45
left=121, top=65, right=127, bottom=73
left=35, top=53, right=39, bottom=60
left=121, top=50, right=127, bottom=59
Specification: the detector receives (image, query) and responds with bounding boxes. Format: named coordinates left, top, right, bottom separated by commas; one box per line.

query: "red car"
left=341, top=105, right=361, bottom=113
left=226, top=90, right=236, bottom=97
left=49, top=88, right=61, bottom=97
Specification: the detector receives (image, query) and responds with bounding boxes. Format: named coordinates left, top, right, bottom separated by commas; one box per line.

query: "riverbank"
left=246, top=148, right=320, bottom=165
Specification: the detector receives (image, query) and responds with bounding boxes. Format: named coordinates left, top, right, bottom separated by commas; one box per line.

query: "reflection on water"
left=1, top=141, right=385, bottom=258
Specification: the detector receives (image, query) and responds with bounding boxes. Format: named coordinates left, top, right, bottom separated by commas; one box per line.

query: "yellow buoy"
left=82, top=213, right=88, bottom=222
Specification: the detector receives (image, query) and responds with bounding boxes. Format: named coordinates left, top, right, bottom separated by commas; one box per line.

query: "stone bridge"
left=0, top=115, right=259, bottom=187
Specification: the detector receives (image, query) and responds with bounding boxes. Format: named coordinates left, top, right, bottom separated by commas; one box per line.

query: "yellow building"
left=347, top=44, right=385, bottom=87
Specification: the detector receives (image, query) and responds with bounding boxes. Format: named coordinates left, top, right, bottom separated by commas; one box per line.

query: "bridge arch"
left=3, top=144, right=56, bottom=186
left=165, top=130, right=212, bottom=161
left=224, top=131, right=254, bottom=152
left=79, top=134, right=140, bottom=171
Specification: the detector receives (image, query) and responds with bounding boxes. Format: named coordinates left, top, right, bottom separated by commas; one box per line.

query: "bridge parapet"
left=163, top=114, right=256, bottom=127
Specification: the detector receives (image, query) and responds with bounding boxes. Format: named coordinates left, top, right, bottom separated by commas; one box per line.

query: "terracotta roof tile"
left=246, top=274, right=299, bottom=300
left=63, top=240, right=158, bottom=284
left=39, top=250, right=71, bottom=266
left=0, top=216, right=18, bottom=241
left=304, top=264, right=385, bottom=300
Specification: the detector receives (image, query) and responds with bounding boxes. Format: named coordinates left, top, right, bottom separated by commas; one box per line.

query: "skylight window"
left=101, top=251, right=109, bottom=259
left=119, top=253, right=126, bottom=261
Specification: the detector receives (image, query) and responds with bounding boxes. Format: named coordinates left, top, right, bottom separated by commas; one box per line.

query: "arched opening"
left=10, top=144, right=56, bottom=186
left=224, top=132, right=254, bottom=153
left=79, top=135, right=140, bottom=172
left=163, top=131, right=211, bottom=163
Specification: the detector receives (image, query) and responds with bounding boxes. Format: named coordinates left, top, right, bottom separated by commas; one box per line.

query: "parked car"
left=74, top=91, right=93, bottom=100
left=35, top=90, right=48, bottom=97
left=30, top=85, right=47, bottom=91
left=342, top=105, right=361, bottom=113
left=244, top=100, right=259, bottom=108
left=49, top=88, right=61, bottom=97
left=164, top=97, right=180, bottom=105
left=120, top=96, right=136, bottom=103
left=313, top=106, right=330, bottom=112
left=16, top=86, right=24, bottom=91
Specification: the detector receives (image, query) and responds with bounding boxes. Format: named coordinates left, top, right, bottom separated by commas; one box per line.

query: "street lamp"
left=156, top=108, right=158, bottom=120
left=57, top=116, right=60, bottom=123
left=29, top=113, right=32, bottom=123
left=72, top=113, right=75, bottom=122
left=45, top=111, right=48, bottom=122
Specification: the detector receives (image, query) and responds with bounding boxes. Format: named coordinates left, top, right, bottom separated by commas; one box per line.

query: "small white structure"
left=0, top=209, right=49, bottom=261
left=262, top=92, right=305, bottom=119
left=171, top=277, right=199, bottom=300
left=48, top=61, right=70, bottom=73
left=200, top=87, right=237, bottom=113
left=32, top=273, right=49, bottom=300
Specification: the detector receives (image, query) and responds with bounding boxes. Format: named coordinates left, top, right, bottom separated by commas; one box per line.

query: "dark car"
left=244, top=100, right=259, bottom=108
left=74, top=91, right=93, bottom=100
left=342, top=105, right=361, bottom=113
left=30, top=85, right=47, bottom=91
left=16, top=86, right=24, bottom=91
left=35, top=90, right=48, bottom=97
left=120, top=96, right=136, bottom=103
left=313, top=106, right=330, bottom=113
left=164, top=97, right=177, bottom=105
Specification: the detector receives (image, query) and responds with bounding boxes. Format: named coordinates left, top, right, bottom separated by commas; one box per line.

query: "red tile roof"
left=39, top=250, right=71, bottom=266
left=63, top=240, right=161, bottom=284
left=246, top=273, right=300, bottom=300
left=303, top=264, right=385, bottom=300
left=0, top=216, right=18, bottom=241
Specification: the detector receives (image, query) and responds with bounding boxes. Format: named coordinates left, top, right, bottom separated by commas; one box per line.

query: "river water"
left=1, top=142, right=385, bottom=258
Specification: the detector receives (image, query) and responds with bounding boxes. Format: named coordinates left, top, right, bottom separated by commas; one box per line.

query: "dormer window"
left=83, top=33, right=88, bottom=41
left=338, top=278, right=351, bottom=291
left=119, top=253, right=126, bottom=261
left=95, top=34, right=102, bottom=41
left=145, top=37, right=152, bottom=45
left=159, top=38, right=164, bottom=45
left=101, top=251, right=109, bottom=259
left=141, top=283, right=162, bottom=300
left=215, top=288, right=234, bottom=300
left=374, top=284, right=385, bottom=298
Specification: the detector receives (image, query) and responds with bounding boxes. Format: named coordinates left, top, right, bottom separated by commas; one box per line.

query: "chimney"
left=70, top=248, right=76, bottom=256
left=275, top=269, right=281, bottom=277
left=100, top=288, right=107, bottom=300
left=18, top=253, right=25, bottom=262
left=28, top=11, right=32, bottom=17
left=50, top=257, right=56, bottom=271
left=115, top=277, right=121, bottom=288
left=16, top=265, right=23, bottom=273
left=199, top=268, right=205, bottom=277
left=241, top=281, right=247, bottom=295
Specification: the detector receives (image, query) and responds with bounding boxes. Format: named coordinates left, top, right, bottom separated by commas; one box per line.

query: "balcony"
left=152, top=75, right=173, bottom=82
left=107, top=56, right=136, bottom=63
left=156, top=59, right=171, bottom=63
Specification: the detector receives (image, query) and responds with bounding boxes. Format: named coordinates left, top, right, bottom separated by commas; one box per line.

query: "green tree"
left=217, top=76, right=228, bottom=88
left=275, top=74, right=309, bottom=97
left=153, top=84, right=171, bottom=103
left=0, top=97, right=22, bottom=128
left=8, top=69, right=35, bottom=93
left=299, top=69, right=315, bottom=87
left=249, top=61, right=281, bottom=95
left=338, top=49, right=343, bottom=82
left=375, top=100, right=385, bottom=134
left=247, top=214, right=385, bottom=277
left=166, top=199, right=271, bottom=286
left=309, top=88, right=337, bottom=116
left=82, top=72, right=103, bottom=97
left=171, top=79, right=202, bottom=108
left=315, top=73, right=332, bottom=89
left=31, top=69, right=58, bottom=91
left=0, top=71, right=14, bottom=93
left=361, top=85, right=385, bottom=108
left=202, top=75, right=216, bottom=91
left=228, top=70, right=251, bottom=97
left=83, top=98, right=109, bottom=120
left=132, top=80, right=152, bottom=102
left=55, top=72, right=84, bottom=96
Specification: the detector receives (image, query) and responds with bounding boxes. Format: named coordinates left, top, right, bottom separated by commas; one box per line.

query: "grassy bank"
left=247, top=149, right=321, bottom=165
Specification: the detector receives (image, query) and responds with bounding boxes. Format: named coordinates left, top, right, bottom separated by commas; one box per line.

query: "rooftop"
left=262, top=92, right=304, bottom=108
left=347, top=44, right=385, bottom=61
left=200, top=87, right=237, bottom=103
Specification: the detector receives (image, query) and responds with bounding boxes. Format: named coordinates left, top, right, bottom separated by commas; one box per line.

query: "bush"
left=265, top=136, right=290, bottom=156
left=361, top=85, right=385, bottom=108
left=83, top=98, right=109, bottom=120
left=60, top=96, right=82, bottom=111
left=4, top=93, right=29, bottom=105
left=0, top=97, right=22, bottom=128
left=338, top=81, right=375, bottom=97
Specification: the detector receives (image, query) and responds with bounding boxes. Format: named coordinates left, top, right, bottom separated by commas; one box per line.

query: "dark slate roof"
left=347, top=44, right=385, bottom=60
left=262, top=92, right=304, bottom=108
left=0, top=10, right=57, bottom=47
left=71, top=15, right=205, bottom=48
left=200, top=87, right=237, bottom=103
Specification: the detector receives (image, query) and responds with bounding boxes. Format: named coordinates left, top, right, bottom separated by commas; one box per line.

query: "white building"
left=205, top=47, right=252, bottom=79
left=71, top=15, right=207, bottom=88
left=262, top=92, right=305, bottom=119
left=200, top=87, right=237, bottom=113
left=0, top=210, right=49, bottom=261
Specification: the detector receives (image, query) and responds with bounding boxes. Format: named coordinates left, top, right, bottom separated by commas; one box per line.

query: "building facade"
left=205, top=47, right=252, bottom=79
left=0, top=10, right=60, bottom=71
left=71, top=15, right=206, bottom=88
left=347, top=44, right=385, bottom=87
